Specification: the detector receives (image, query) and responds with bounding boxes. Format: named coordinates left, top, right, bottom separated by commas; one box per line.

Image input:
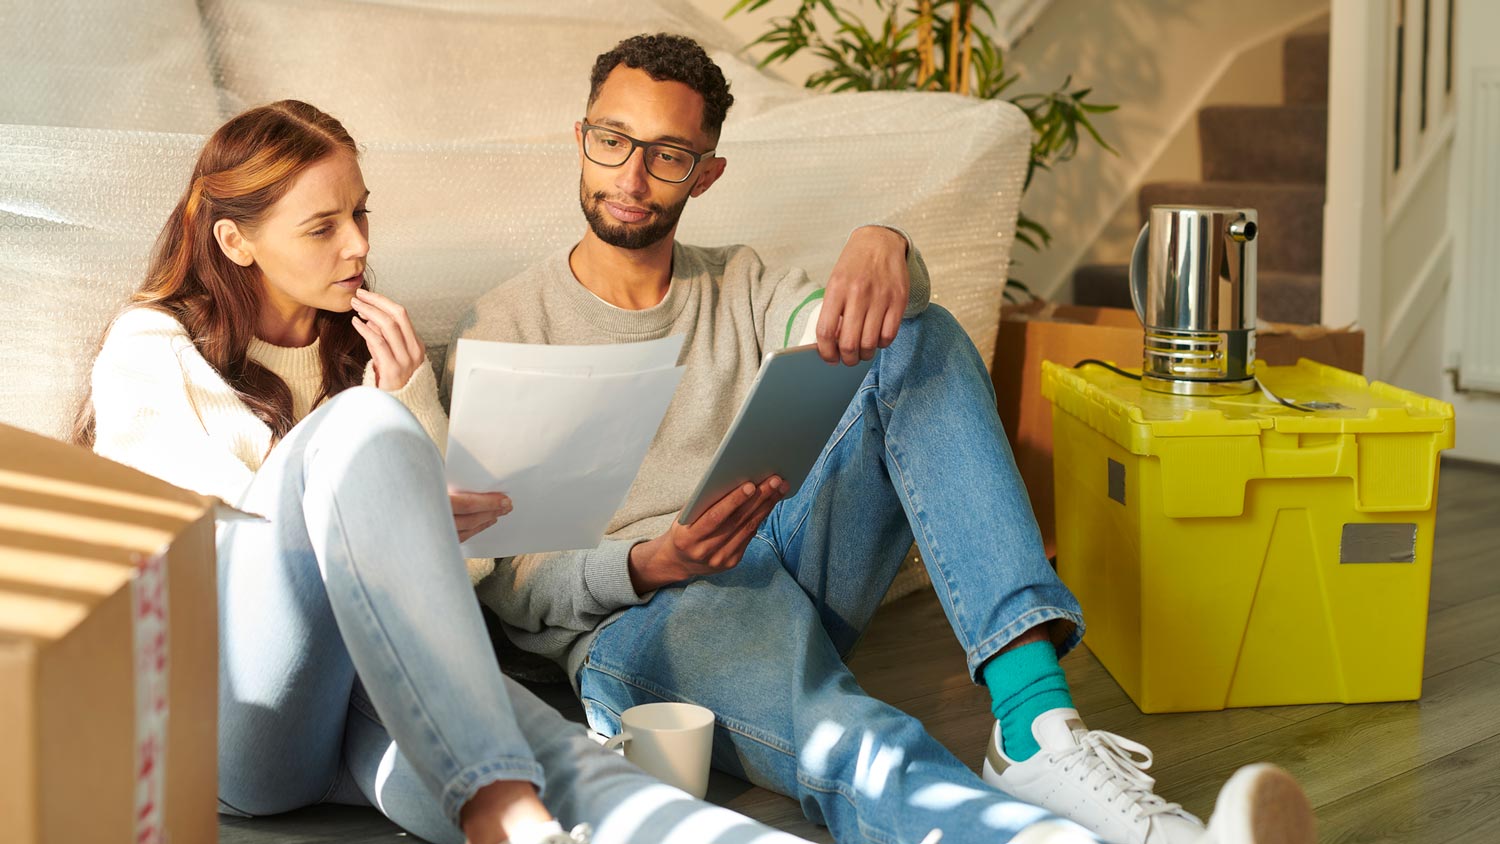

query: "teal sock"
left=981, top=641, right=1075, bottom=762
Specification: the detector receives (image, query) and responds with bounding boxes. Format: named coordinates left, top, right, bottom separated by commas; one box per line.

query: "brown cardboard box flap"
left=1002, top=300, right=1143, bottom=328
left=1, top=423, right=218, bottom=844
left=0, top=426, right=215, bottom=644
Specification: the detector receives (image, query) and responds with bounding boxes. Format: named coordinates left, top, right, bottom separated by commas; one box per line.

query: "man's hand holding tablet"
left=626, top=344, right=876, bottom=594
left=627, top=474, right=786, bottom=594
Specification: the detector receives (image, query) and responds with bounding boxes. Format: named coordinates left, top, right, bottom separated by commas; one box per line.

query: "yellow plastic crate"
left=1041, top=359, right=1455, bottom=713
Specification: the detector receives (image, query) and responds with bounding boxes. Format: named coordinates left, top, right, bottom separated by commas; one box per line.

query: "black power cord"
left=1072, top=359, right=1338, bottom=412
left=1073, top=359, right=1142, bottom=380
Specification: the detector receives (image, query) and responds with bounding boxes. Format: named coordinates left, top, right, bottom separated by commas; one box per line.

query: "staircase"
left=1073, top=30, right=1330, bottom=325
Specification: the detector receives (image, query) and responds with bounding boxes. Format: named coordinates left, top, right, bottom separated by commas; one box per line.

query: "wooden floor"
left=223, top=457, right=1500, bottom=843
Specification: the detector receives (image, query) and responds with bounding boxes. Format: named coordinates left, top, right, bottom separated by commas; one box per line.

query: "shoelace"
left=1053, top=730, right=1189, bottom=822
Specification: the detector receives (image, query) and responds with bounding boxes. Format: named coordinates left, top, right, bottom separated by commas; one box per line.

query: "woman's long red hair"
left=74, top=100, right=371, bottom=447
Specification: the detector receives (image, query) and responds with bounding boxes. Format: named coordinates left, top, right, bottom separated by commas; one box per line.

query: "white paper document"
left=446, top=336, right=685, bottom=557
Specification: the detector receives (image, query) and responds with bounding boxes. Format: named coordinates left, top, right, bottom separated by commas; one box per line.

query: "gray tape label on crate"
left=1108, top=459, right=1125, bottom=505
left=1340, top=523, right=1418, bottom=564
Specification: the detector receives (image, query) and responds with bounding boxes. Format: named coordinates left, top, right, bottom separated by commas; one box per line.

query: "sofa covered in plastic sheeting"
left=0, top=0, right=1031, bottom=444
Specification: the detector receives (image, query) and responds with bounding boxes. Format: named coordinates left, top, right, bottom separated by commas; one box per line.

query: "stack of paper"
left=445, top=335, right=685, bottom=557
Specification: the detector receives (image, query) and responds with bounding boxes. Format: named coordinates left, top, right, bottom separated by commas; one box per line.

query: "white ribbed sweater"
left=90, top=307, right=494, bottom=582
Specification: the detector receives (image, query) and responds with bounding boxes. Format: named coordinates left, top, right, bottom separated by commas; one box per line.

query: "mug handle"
left=1129, top=221, right=1150, bottom=325
left=602, top=731, right=632, bottom=753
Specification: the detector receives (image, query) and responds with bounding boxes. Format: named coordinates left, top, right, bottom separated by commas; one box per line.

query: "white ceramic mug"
left=602, top=702, right=716, bottom=799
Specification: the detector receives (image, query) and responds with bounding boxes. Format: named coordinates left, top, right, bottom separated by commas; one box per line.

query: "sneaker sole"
left=1209, top=763, right=1316, bottom=844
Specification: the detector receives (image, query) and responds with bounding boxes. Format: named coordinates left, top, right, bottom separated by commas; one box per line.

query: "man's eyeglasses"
left=581, top=122, right=714, bottom=184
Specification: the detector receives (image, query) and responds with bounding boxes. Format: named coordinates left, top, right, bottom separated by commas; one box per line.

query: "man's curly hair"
left=587, top=33, right=735, bottom=139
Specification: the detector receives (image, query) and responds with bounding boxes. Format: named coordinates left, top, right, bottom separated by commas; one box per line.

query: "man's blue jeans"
left=217, top=388, right=813, bottom=844
left=580, top=305, right=1088, bottom=844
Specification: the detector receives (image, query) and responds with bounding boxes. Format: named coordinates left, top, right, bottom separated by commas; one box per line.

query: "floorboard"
left=1147, top=660, right=1500, bottom=815
left=222, top=457, right=1500, bottom=843
left=1424, top=592, right=1500, bottom=678
left=1312, top=732, right=1500, bottom=844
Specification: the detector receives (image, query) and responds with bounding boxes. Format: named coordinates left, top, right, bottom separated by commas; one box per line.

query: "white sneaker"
left=981, top=708, right=1205, bottom=844
left=549, top=824, right=593, bottom=844
left=1200, top=764, right=1315, bottom=844
left=510, top=822, right=592, bottom=844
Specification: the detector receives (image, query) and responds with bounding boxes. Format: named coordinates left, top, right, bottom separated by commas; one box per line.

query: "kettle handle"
left=1128, top=221, right=1149, bottom=324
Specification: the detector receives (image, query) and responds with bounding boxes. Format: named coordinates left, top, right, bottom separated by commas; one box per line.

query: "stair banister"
left=1322, top=0, right=1388, bottom=376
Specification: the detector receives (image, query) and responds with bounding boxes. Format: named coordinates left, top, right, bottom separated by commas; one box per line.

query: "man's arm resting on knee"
left=787, top=225, right=932, bottom=359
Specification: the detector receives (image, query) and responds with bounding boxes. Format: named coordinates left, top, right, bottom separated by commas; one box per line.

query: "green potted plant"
left=727, top=0, right=1116, bottom=261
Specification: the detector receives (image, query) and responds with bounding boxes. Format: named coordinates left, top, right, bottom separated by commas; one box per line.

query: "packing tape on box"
left=131, top=547, right=170, bottom=844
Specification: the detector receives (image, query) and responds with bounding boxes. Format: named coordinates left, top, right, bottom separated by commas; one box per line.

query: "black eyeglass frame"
left=580, top=121, right=716, bottom=184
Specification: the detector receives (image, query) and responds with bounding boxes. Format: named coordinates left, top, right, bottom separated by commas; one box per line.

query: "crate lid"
left=1042, top=358, right=1455, bottom=455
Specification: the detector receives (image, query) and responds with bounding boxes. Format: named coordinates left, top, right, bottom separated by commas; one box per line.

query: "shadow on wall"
left=1001, top=0, right=1224, bottom=292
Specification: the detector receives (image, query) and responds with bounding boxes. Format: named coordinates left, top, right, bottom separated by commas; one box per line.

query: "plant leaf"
left=730, top=0, right=1116, bottom=258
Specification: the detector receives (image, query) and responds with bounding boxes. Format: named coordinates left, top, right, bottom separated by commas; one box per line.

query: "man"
left=449, top=33, right=1314, bottom=844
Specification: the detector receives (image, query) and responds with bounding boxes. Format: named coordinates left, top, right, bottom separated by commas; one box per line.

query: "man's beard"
left=580, top=180, right=688, bottom=250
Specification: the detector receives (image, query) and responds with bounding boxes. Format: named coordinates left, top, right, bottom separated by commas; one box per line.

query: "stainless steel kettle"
left=1130, top=205, right=1260, bottom=395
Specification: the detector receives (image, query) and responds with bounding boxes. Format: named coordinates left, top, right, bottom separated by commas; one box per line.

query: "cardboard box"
left=0, top=424, right=218, bottom=844
left=991, top=304, right=1365, bottom=556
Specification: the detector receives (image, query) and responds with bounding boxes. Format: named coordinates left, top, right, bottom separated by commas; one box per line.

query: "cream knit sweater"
left=90, top=307, right=494, bottom=582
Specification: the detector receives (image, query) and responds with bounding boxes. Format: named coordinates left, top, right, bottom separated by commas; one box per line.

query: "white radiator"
left=1455, top=66, right=1500, bottom=393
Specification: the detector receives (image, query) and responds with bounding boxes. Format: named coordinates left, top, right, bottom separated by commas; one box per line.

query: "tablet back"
left=679, top=345, right=874, bottom=525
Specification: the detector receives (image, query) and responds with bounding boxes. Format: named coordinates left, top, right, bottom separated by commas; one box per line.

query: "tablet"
left=678, top=344, right=874, bottom=525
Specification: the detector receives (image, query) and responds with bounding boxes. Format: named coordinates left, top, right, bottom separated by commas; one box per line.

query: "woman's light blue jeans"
left=215, top=386, right=810, bottom=844
left=579, top=306, right=1088, bottom=844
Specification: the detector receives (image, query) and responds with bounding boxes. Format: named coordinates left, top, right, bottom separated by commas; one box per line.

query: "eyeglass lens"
left=584, top=127, right=697, bottom=182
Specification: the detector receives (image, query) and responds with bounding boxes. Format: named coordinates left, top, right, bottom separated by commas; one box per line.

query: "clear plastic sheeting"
left=0, top=0, right=222, bottom=133
left=0, top=0, right=1029, bottom=441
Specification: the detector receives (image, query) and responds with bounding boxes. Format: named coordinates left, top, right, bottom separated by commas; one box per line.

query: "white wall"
left=1000, top=0, right=1331, bottom=295
left=701, top=0, right=1328, bottom=297
left=1080, top=18, right=1327, bottom=271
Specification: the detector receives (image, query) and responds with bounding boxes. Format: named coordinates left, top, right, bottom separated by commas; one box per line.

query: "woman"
left=75, top=100, right=811, bottom=844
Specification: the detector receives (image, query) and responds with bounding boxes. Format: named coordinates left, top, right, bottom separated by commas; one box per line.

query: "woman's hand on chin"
left=350, top=287, right=426, bottom=390
left=450, top=489, right=513, bottom=543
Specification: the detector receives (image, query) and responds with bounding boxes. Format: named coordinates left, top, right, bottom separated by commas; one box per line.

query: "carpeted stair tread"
left=1072, top=264, right=1322, bottom=324
left=1283, top=31, right=1330, bottom=105
left=1199, top=105, right=1327, bottom=184
left=1138, top=181, right=1324, bottom=274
